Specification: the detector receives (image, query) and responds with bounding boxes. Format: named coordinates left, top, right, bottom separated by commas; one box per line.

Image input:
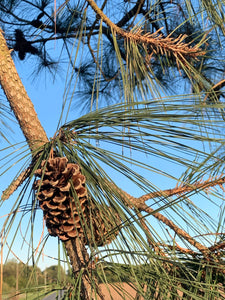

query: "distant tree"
left=2, top=260, right=44, bottom=293
left=45, top=265, right=67, bottom=284
left=3, top=260, right=17, bottom=290
left=0, top=1, right=225, bottom=299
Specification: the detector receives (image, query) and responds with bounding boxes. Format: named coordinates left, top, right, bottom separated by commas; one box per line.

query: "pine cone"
left=34, top=156, right=121, bottom=245
left=34, top=157, right=88, bottom=241
left=88, top=204, right=121, bottom=246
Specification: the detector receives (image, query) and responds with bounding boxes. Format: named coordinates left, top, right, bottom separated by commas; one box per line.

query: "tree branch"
left=137, top=175, right=225, bottom=203
left=1, top=168, right=30, bottom=201
left=86, top=0, right=206, bottom=64
left=0, top=29, right=48, bottom=151
left=116, top=0, right=145, bottom=29
left=107, top=175, right=225, bottom=256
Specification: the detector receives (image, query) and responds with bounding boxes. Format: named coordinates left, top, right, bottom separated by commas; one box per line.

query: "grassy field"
left=2, top=289, right=54, bottom=300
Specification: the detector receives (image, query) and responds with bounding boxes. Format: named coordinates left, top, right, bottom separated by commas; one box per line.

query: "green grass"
left=2, top=288, right=56, bottom=300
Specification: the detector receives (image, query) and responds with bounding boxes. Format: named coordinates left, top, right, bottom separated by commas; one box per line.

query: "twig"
left=135, top=202, right=209, bottom=254
left=86, top=0, right=206, bottom=65
left=137, top=175, right=225, bottom=203
left=1, top=168, right=30, bottom=201
left=159, top=242, right=199, bottom=257
left=208, top=241, right=225, bottom=253
left=106, top=181, right=216, bottom=255
left=203, top=78, right=225, bottom=102
left=136, top=209, right=164, bottom=255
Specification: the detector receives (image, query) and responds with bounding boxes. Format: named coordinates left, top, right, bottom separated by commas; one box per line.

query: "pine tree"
left=0, top=1, right=225, bottom=299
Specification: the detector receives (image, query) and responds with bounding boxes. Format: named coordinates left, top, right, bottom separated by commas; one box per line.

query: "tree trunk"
left=0, top=28, right=94, bottom=299
left=64, top=239, right=101, bottom=299
left=0, top=29, right=47, bottom=152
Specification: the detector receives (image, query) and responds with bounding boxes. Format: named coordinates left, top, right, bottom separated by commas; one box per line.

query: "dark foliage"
left=0, top=1, right=224, bottom=110
left=14, top=29, right=39, bottom=60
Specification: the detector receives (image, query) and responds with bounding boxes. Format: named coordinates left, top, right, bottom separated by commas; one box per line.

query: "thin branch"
left=135, top=201, right=209, bottom=254
left=203, top=78, right=225, bottom=102
left=208, top=241, right=225, bottom=253
left=160, top=242, right=199, bottom=257
left=86, top=0, right=206, bottom=64
left=112, top=174, right=225, bottom=258
left=87, top=0, right=120, bottom=82
left=116, top=0, right=145, bottom=29
left=106, top=176, right=225, bottom=255
left=136, top=209, right=164, bottom=255
left=138, top=175, right=225, bottom=203
left=1, top=168, right=30, bottom=201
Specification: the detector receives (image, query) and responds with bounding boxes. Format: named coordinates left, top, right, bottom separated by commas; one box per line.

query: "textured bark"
left=64, top=239, right=93, bottom=299
left=0, top=29, right=48, bottom=151
left=0, top=28, right=92, bottom=299
left=64, top=239, right=105, bottom=300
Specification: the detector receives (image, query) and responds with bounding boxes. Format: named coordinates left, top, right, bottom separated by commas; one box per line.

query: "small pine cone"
left=34, top=156, right=88, bottom=242
left=87, top=204, right=121, bottom=246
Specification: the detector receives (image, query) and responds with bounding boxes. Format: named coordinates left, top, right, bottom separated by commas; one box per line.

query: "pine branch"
left=139, top=203, right=208, bottom=254
left=1, top=168, right=30, bottom=201
left=118, top=187, right=209, bottom=255
left=137, top=175, right=225, bottom=203
left=136, top=209, right=164, bottom=255
left=160, top=243, right=199, bottom=257
left=107, top=175, right=225, bottom=256
left=86, top=0, right=206, bottom=66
